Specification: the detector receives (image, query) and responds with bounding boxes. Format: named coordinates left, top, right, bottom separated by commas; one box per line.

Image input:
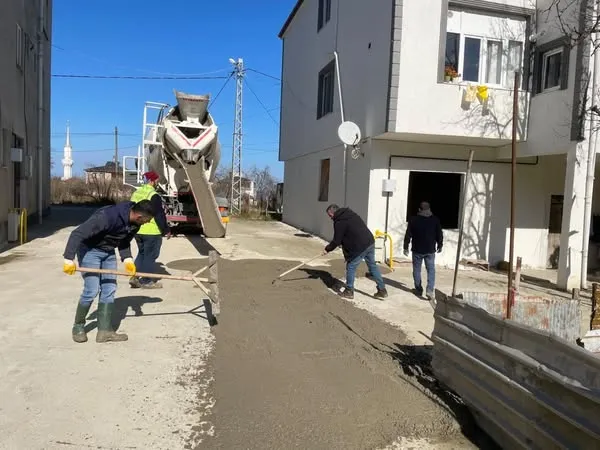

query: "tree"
left=247, top=164, right=279, bottom=212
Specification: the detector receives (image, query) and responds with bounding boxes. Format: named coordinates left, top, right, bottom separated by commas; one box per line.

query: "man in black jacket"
left=62, top=200, right=155, bottom=343
left=403, top=201, right=443, bottom=300
left=324, top=204, right=387, bottom=300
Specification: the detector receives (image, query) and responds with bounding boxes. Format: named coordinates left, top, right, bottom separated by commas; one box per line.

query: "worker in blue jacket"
left=62, top=200, right=155, bottom=343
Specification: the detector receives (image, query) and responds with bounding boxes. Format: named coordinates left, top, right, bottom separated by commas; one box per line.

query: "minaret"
left=61, top=121, right=73, bottom=180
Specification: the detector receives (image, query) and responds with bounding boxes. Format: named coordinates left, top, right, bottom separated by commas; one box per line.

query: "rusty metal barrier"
left=431, top=291, right=600, bottom=449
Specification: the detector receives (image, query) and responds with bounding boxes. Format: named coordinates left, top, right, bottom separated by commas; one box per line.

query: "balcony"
left=391, top=79, right=529, bottom=145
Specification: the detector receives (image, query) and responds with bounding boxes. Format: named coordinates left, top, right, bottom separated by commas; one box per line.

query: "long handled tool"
left=75, top=250, right=221, bottom=314
left=272, top=252, right=325, bottom=285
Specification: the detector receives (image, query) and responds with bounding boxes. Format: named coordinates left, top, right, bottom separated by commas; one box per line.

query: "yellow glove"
left=124, top=258, right=136, bottom=276
left=63, top=259, right=76, bottom=275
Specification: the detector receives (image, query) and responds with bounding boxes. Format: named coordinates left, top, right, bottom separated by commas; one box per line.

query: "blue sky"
left=50, top=0, right=295, bottom=180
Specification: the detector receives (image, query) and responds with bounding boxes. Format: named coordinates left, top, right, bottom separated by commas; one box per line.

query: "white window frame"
left=445, top=9, right=525, bottom=88
left=541, top=48, right=563, bottom=93
left=485, top=39, right=503, bottom=85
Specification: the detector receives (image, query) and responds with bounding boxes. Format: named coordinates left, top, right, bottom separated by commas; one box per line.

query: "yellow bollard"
left=20, top=208, right=27, bottom=245
left=374, top=229, right=393, bottom=270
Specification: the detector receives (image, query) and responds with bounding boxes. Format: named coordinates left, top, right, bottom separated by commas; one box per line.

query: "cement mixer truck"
left=123, top=90, right=228, bottom=238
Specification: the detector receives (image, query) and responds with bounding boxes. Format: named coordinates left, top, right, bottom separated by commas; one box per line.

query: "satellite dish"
left=338, top=121, right=361, bottom=146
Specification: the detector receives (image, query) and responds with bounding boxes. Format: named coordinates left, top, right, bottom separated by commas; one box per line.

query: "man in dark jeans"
left=403, top=201, right=443, bottom=300
left=63, top=200, right=155, bottom=343
left=324, top=204, right=388, bottom=300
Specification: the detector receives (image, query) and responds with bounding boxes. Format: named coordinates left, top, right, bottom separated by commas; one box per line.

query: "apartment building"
left=0, top=0, right=53, bottom=247
left=278, top=0, right=600, bottom=290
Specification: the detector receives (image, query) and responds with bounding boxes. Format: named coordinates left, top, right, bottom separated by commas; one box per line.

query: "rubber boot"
left=96, top=302, right=128, bottom=343
left=72, top=302, right=92, bottom=343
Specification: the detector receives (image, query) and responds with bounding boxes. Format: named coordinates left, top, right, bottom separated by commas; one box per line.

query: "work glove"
left=403, top=250, right=409, bottom=257
left=63, top=259, right=76, bottom=275
left=124, top=258, right=136, bottom=276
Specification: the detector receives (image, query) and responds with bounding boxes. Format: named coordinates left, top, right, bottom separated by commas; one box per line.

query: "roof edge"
left=278, top=0, right=305, bottom=39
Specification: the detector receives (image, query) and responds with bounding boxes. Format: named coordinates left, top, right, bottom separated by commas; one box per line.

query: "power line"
left=50, top=145, right=138, bottom=153
left=52, top=132, right=138, bottom=137
left=247, top=68, right=281, bottom=82
left=52, top=74, right=229, bottom=80
left=209, top=72, right=234, bottom=108
left=244, top=79, right=279, bottom=126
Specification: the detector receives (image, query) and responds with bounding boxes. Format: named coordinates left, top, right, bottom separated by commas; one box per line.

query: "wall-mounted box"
left=10, top=147, right=23, bottom=162
left=382, top=178, right=396, bottom=193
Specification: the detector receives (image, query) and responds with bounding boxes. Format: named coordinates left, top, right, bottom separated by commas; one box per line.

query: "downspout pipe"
left=582, top=0, right=600, bottom=290
left=382, top=153, right=539, bottom=237
left=333, top=50, right=348, bottom=207
left=36, top=0, right=45, bottom=224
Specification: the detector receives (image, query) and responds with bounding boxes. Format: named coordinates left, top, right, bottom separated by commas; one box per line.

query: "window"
left=533, top=39, right=569, bottom=95
left=463, top=37, right=482, bottom=82
left=506, top=40, right=523, bottom=88
left=318, top=158, right=330, bottom=202
left=317, top=60, right=335, bottom=119
left=542, top=48, right=562, bottom=91
left=318, top=0, right=332, bottom=31
left=444, top=9, right=525, bottom=87
left=406, top=171, right=462, bottom=229
left=485, top=40, right=502, bottom=85
left=445, top=32, right=460, bottom=72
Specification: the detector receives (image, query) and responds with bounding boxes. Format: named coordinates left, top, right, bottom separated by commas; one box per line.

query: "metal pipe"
left=452, top=149, right=475, bottom=298
left=36, top=0, right=45, bottom=224
left=333, top=50, right=348, bottom=206
left=508, top=70, right=520, bottom=320
left=581, top=0, right=600, bottom=290
left=382, top=153, right=539, bottom=240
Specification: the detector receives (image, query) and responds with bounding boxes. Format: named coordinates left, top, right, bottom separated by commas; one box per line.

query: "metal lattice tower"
left=230, top=58, right=245, bottom=215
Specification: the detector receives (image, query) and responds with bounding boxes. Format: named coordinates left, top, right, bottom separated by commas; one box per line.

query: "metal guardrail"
left=432, top=291, right=600, bottom=449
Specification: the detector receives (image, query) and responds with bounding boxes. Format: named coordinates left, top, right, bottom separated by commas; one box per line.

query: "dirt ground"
left=198, top=258, right=494, bottom=450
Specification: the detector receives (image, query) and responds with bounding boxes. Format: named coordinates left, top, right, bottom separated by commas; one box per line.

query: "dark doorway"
left=406, top=171, right=462, bottom=229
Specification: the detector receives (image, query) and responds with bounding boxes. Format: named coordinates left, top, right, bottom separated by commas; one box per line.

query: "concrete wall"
left=367, top=139, right=565, bottom=268
left=525, top=0, right=587, bottom=155
left=282, top=142, right=372, bottom=242
left=0, top=0, right=52, bottom=246
left=279, top=0, right=393, bottom=162
left=392, top=0, right=530, bottom=142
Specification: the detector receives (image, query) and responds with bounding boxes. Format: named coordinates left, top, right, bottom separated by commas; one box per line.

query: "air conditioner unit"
left=11, top=147, right=23, bottom=162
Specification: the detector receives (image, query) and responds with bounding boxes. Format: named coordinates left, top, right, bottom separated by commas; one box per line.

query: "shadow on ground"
left=331, top=315, right=500, bottom=450
left=185, top=233, right=219, bottom=257
left=81, top=295, right=216, bottom=332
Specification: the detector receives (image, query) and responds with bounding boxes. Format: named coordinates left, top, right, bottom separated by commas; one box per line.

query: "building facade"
left=0, top=0, right=52, bottom=247
left=278, top=0, right=600, bottom=290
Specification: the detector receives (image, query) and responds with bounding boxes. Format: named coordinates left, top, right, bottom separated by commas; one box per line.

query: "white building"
left=278, top=0, right=600, bottom=291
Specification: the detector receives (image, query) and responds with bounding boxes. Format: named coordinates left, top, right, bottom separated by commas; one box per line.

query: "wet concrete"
left=199, top=259, right=478, bottom=450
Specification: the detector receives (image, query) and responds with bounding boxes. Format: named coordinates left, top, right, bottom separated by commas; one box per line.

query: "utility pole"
left=229, top=58, right=245, bottom=215
left=114, top=126, right=118, bottom=178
